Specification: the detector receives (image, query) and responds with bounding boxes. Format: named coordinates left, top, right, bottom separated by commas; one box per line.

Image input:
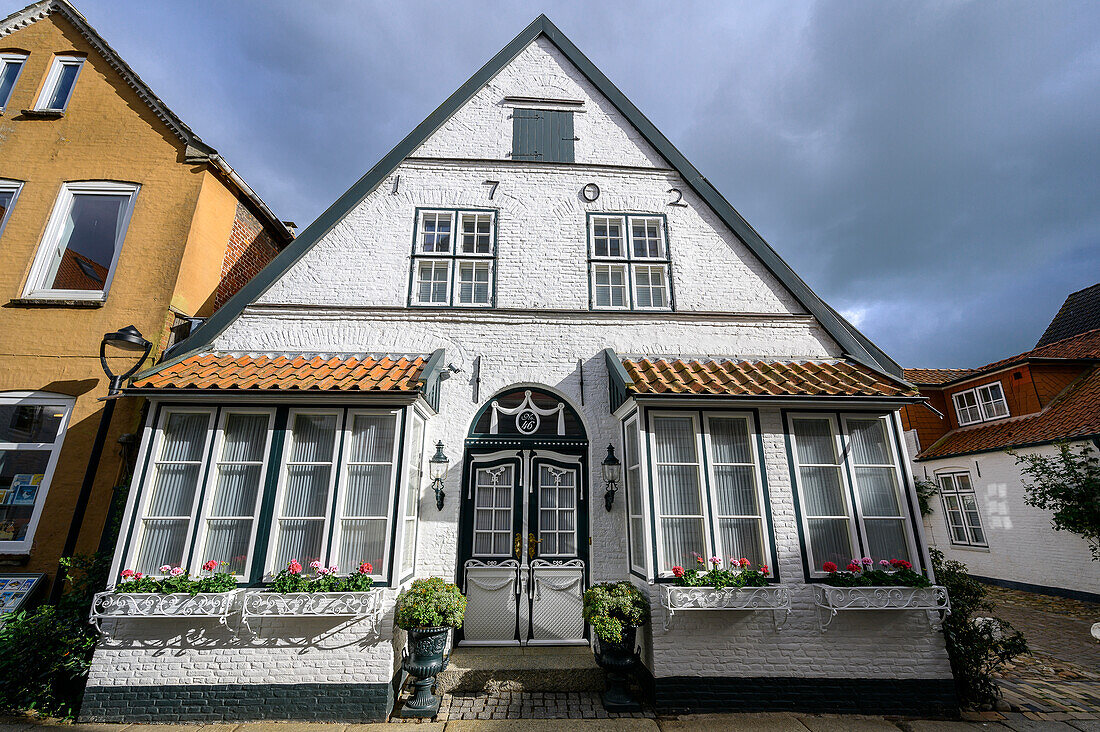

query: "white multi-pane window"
left=647, top=412, right=770, bottom=576
left=410, top=208, right=495, bottom=307
left=537, top=465, right=577, bottom=556
left=400, top=414, right=425, bottom=577
left=0, top=179, right=23, bottom=240
left=131, top=410, right=215, bottom=575
left=0, top=392, right=75, bottom=553
left=0, top=53, right=27, bottom=111
left=472, top=464, right=515, bottom=557
left=790, top=413, right=918, bottom=577
left=623, top=416, right=646, bottom=573
left=124, top=406, right=414, bottom=583
left=952, top=381, right=1009, bottom=426
left=34, top=55, right=83, bottom=112
left=332, top=410, right=402, bottom=574
left=22, top=181, right=140, bottom=301
left=938, top=471, right=986, bottom=547
left=191, top=410, right=274, bottom=577
left=589, top=214, right=672, bottom=310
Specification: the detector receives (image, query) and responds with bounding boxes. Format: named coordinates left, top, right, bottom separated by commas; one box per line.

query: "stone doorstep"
left=436, top=647, right=604, bottom=694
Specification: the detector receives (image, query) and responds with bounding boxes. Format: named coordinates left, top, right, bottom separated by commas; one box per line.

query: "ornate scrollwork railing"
left=89, top=591, right=239, bottom=636
left=240, top=591, right=383, bottom=633
left=661, top=585, right=792, bottom=631
left=812, top=585, right=950, bottom=632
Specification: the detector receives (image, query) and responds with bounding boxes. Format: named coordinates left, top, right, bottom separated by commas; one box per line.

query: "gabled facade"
left=85, top=16, right=954, bottom=722
left=0, top=0, right=290, bottom=593
left=902, top=284, right=1100, bottom=600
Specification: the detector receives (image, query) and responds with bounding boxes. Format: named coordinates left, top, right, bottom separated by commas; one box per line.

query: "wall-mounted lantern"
left=428, top=441, right=449, bottom=510
left=602, top=443, right=621, bottom=512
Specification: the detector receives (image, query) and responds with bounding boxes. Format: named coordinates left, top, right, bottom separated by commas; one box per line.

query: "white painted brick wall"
left=910, top=439, right=1100, bottom=597
left=413, top=37, right=667, bottom=168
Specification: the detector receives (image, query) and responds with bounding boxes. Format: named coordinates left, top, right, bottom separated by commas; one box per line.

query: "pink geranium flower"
left=170, top=566, right=184, bottom=577
left=309, top=560, right=323, bottom=570
left=288, top=560, right=302, bottom=575
left=358, top=562, right=373, bottom=574
left=709, top=556, right=721, bottom=565
left=120, top=569, right=135, bottom=579
left=159, top=565, right=172, bottom=573
left=861, top=557, right=873, bottom=566
left=879, top=559, right=891, bottom=568
left=329, top=566, right=338, bottom=575
left=203, top=560, right=218, bottom=572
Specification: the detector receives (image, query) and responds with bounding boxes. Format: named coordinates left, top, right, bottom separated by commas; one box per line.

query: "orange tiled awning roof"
left=131, top=353, right=428, bottom=392
left=622, top=358, right=918, bottom=398
left=917, top=366, right=1100, bottom=459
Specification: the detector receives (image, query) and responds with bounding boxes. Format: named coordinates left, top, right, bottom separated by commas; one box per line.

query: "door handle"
left=514, top=533, right=522, bottom=559
left=528, top=532, right=541, bottom=559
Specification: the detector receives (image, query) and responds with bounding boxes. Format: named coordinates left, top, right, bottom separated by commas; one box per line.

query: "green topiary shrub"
left=394, top=577, right=466, bottom=630
left=582, top=581, right=649, bottom=643
left=931, top=549, right=1028, bottom=708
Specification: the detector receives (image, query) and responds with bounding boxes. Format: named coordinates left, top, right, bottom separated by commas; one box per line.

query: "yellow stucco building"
left=0, top=0, right=291, bottom=597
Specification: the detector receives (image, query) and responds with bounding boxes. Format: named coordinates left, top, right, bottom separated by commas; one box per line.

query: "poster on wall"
left=0, top=574, right=44, bottom=622
left=9, top=475, right=42, bottom=506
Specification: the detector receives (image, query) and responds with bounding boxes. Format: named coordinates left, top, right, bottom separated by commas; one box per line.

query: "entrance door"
left=460, top=449, right=588, bottom=645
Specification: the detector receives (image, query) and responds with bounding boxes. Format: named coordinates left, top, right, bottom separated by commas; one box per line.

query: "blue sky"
left=47, top=0, right=1100, bottom=367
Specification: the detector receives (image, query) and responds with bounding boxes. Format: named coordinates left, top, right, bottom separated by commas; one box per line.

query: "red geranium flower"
left=120, top=569, right=134, bottom=579
left=358, top=562, right=373, bottom=574
left=288, top=560, right=302, bottom=575
left=759, top=565, right=769, bottom=575
left=822, top=561, right=838, bottom=573
left=202, top=560, right=218, bottom=572
left=671, top=566, right=685, bottom=578
left=890, top=559, right=912, bottom=570
left=846, top=562, right=862, bottom=573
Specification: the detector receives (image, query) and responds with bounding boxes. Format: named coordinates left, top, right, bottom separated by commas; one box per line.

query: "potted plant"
left=582, top=581, right=650, bottom=712
left=813, top=558, right=950, bottom=632
left=394, top=577, right=466, bottom=718
left=89, top=561, right=239, bottom=633
left=662, top=556, right=791, bottom=630
left=241, top=560, right=379, bottom=628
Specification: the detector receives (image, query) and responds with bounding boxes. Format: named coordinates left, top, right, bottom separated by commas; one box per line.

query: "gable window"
left=34, top=55, right=83, bottom=112
left=588, top=214, right=672, bottom=311
left=938, top=471, right=986, bottom=547
left=23, top=181, right=139, bottom=301
left=512, top=109, right=574, bottom=163
left=789, top=413, right=918, bottom=577
left=409, top=208, right=496, bottom=307
left=0, top=392, right=74, bottom=553
left=952, top=381, right=1009, bottom=426
left=0, top=179, right=23, bottom=239
left=648, top=411, right=771, bottom=576
left=0, top=53, right=27, bottom=110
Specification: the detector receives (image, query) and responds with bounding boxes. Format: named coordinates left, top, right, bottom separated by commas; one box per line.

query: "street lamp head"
left=100, top=325, right=153, bottom=396
left=103, top=325, right=152, bottom=351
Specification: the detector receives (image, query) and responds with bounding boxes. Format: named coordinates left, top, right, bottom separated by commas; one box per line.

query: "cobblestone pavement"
left=389, top=690, right=655, bottom=722
left=986, top=585, right=1100, bottom=720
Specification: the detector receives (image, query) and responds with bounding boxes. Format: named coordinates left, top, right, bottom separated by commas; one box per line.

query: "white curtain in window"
left=709, top=416, right=765, bottom=566
left=653, top=416, right=705, bottom=571
left=793, top=418, right=853, bottom=568
left=200, top=413, right=267, bottom=575
left=274, top=414, right=337, bottom=568
left=337, top=414, right=396, bottom=570
left=401, top=416, right=425, bottom=574
left=134, top=412, right=208, bottom=574
left=847, top=418, right=910, bottom=562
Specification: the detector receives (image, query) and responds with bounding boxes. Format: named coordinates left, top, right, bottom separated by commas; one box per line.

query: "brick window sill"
left=18, top=109, right=64, bottom=119
left=7, top=297, right=105, bottom=308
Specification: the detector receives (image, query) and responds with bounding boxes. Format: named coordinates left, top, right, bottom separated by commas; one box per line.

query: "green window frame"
left=408, top=207, right=498, bottom=308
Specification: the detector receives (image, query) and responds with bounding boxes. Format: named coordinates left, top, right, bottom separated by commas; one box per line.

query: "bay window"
left=648, top=411, right=771, bottom=576
left=588, top=213, right=673, bottom=311
left=623, top=415, right=646, bottom=574
left=124, top=405, right=414, bottom=583
left=409, top=208, right=496, bottom=307
left=789, top=413, right=917, bottom=577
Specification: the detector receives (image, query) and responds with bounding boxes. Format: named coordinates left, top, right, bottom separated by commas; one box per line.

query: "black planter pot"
left=399, top=625, right=451, bottom=718
left=593, top=624, right=641, bottom=712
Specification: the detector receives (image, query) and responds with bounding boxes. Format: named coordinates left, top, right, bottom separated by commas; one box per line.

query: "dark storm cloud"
left=59, top=1, right=1100, bottom=367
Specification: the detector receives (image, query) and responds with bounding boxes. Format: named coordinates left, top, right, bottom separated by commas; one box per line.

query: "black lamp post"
left=602, top=443, right=622, bottom=512
left=428, top=441, right=449, bottom=510
left=50, top=326, right=152, bottom=602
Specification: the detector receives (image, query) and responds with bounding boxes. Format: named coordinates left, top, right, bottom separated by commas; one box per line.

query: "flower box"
left=661, top=585, right=791, bottom=631
left=240, top=590, right=383, bottom=632
left=812, top=584, right=950, bottom=632
left=89, top=590, right=239, bottom=636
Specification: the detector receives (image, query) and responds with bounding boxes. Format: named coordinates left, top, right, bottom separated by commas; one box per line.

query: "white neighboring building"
left=903, top=284, right=1100, bottom=601
left=84, top=16, right=955, bottom=722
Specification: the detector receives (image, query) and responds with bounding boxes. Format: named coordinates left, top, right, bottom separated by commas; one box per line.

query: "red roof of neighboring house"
left=131, top=353, right=427, bottom=392
left=903, top=368, right=980, bottom=385
left=622, top=358, right=917, bottom=398
left=917, top=366, right=1100, bottom=459
left=977, top=328, right=1100, bottom=373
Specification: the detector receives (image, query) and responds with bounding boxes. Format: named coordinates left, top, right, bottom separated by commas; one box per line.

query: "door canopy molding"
left=468, top=387, right=587, bottom=447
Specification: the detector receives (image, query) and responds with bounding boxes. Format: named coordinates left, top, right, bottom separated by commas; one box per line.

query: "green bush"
left=931, top=549, right=1028, bottom=708
left=394, top=577, right=466, bottom=630
left=0, top=553, right=108, bottom=718
left=582, top=581, right=649, bottom=643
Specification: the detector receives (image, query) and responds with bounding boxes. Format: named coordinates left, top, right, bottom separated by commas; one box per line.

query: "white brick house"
left=84, top=16, right=954, bottom=722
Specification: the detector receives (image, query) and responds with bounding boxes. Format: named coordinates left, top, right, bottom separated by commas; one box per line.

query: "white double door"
left=460, top=449, right=588, bottom=646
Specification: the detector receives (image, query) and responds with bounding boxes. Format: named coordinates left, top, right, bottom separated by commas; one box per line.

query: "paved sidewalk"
left=3, top=715, right=1100, bottom=731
